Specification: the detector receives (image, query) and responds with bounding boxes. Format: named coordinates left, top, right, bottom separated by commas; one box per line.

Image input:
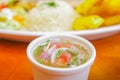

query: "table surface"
left=0, top=33, right=120, bottom=80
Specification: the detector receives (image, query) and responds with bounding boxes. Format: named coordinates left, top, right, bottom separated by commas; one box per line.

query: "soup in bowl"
left=27, top=34, right=96, bottom=80
left=33, top=38, right=91, bottom=68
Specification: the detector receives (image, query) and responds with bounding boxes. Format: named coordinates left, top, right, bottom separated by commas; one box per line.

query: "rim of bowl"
left=27, top=34, right=96, bottom=73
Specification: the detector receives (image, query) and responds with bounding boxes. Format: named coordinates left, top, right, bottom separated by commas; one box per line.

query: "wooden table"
left=0, top=33, right=120, bottom=80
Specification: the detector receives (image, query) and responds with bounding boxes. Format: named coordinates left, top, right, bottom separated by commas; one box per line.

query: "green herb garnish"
left=71, top=57, right=79, bottom=66
left=44, top=2, right=57, bottom=7
left=56, top=49, right=62, bottom=58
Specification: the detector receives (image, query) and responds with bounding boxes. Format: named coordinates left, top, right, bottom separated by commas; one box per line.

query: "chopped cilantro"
left=56, top=49, right=62, bottom=58
left=43, top=2, right=57, bottom=7
left=71, top=57, right=79, bottom=66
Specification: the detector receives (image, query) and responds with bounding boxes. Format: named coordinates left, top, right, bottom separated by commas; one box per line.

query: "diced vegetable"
left=40, top=52, right=50, bottom=59
left=13, top=15, right=25, bottom=26
left=55, top=42, right=62, bottom=48
left=54, top=58, right=67, bottom=67
left=0, top=20, right=22, bottom=30
left=60, top=52, right=71, bottom=63
left=0, top=3, right=6, bottom=9
left=0, top=16, right=7, bottom=22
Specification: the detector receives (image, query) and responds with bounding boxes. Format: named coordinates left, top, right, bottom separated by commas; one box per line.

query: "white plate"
left=0, top=25, right=120, bottom=42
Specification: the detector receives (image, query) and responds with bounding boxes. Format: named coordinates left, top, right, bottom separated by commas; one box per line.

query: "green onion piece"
left=40, top=40, right=50, bottom=47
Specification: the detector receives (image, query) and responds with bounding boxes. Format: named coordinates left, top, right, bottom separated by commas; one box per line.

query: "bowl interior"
left=27, top=34, right=96, bottom=73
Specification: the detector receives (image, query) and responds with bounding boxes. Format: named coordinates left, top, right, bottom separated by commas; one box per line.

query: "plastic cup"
left=27, top=34, right=96, bottom=80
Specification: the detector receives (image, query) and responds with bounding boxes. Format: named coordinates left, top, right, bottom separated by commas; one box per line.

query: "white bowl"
left=27, top=34, right=96, bottom=80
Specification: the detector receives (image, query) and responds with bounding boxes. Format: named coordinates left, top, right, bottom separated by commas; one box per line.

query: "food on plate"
left=0, top=0, right=119, bottom=31
left=24, top=1, right=79, bottom=31
left=0, top=0, right=79, bottom=31
left=75, top=0, right=120, bottom=27
left=0, top=8, right=24, bottom=30
left=72, top=15, right=104, bottom=30
left=103, top=15, right=120, bottom=26
left=0, top=0, right=27, bottom=30
left=33, top=38, right=91, bottom=68
left=0, top=19, right=22, bottom=30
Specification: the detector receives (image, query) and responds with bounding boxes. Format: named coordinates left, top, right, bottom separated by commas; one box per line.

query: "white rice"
left=25, top=0, right=79, bottom=32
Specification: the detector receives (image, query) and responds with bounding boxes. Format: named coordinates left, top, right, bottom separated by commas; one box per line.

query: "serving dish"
left=0, top=24, right=120, bottom=42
